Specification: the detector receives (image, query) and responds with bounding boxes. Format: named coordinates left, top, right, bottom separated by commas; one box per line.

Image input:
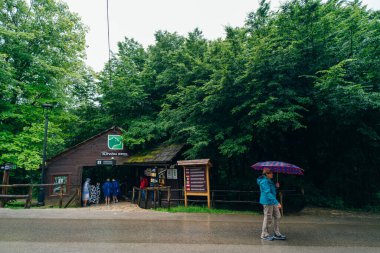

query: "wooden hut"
left=45, top=126, right=184, bottom=206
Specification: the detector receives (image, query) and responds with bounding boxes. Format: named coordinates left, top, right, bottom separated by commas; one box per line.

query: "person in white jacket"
left=82, top=178, right=91, bottom=207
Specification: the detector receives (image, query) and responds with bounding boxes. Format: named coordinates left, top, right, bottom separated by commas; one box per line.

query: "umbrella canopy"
left=251, top=161, right=304, bottom=175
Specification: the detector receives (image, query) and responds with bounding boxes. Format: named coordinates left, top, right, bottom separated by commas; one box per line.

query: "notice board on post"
left=177, top=159, right=212, bottom=208
left=185, top=167, right=206, bottom=192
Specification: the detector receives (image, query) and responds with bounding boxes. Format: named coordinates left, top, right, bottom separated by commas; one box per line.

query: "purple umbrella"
left=251, top=161, right=304, bottom=175
left=252, top=161, right=303, bottom=216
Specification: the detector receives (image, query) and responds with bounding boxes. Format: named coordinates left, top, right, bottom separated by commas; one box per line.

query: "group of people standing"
left=82, top=178, right=120, bottom=206
left=102, top=178, right=120, bottom=205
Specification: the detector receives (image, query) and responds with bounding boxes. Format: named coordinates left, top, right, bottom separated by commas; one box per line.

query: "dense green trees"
left=0, top=0, right=88, bottom=170
left=1, top=0, right=379, bottom=208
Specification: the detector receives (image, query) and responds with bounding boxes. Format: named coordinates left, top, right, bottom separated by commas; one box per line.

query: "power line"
left=106, top=0, right=112, bottom=86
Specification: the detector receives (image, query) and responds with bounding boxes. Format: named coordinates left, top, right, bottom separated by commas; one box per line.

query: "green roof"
left=125, top=144, right=183, bottom=164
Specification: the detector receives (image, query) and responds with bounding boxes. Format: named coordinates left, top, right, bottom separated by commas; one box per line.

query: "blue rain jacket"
left=112, top=180, right=120, bottom=196
left=257, top=175, right=279, bottom=205
left=102, top=181, right=113, bottom=197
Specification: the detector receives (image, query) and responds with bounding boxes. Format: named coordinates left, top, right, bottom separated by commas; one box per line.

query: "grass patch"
left=3, top=199, right=65, bottom=209
left=4, top=201, right=27, bottom=209
left=155, top=205, right=260, bottom=214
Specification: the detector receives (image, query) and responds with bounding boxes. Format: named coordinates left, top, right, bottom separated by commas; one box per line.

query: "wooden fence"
left=132, top=186, right=171, bottom=209
left=131, top=188, right=303, bottom=214
left=0, top=183, right=78, bottom=209
left=1, top=184, right=304, bottom=212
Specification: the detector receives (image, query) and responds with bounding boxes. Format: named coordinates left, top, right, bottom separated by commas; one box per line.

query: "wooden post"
left=137, top=188, right=141, bottom=206
left=153, top=188, right=157, bottom=209
left=75, top=186, right=82, bottom=206
left=2, top=171, right=10, bottom=194
left=59, top=184, right=63, bottom=208
left=158, top=188, right=162, bottom=207
left=25, top=185, right=33, bottom=208
left=167, top=186, right=171, bottom=210
left=144, top=189, right=148, bottom=209
left=0, top=170, right=10, bottom=207
left=183, top=166, right=188, bottom=208
left=132, top=187, right=136, bottom=204
left=206, top=165, right=211, bottom=208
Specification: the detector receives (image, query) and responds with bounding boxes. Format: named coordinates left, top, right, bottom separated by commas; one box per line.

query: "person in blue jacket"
left=102, top=178, right=113, bottom=205
left=112, top=178, right=120, bottom=203
left=257, top=168, right=286, bottom=241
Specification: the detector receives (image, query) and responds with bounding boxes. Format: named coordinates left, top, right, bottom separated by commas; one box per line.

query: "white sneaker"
left=261, top=235, right=274, bottom=241
left=274, top=233, right=286, bottom=240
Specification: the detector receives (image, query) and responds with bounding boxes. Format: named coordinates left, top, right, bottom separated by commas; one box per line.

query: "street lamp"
left=37, top=103, right=53, bottom=206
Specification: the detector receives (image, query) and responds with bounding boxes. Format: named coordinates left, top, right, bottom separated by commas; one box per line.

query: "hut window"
left=52, top=175, right=69, bottom=194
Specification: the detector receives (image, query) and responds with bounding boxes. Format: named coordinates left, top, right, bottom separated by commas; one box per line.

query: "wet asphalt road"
left=0, top=207, right=380, bottom=253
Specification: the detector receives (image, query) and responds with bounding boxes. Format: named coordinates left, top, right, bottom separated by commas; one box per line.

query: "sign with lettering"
left=0, top=163, right=16, bottom=170
left=107, top=135, right=123, bottom=150
left=96, top=159, right=116, bottom=166
left=101, top=151, right=128, bottom=157
left=167, top=169, right=177, bottom=179
left=53, top=175, right=67, bottom=194
left=185, top=167, right=207, bottom=192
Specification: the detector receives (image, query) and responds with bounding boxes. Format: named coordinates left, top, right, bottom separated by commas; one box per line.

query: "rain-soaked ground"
left=0, top=202, right=379, bottom=253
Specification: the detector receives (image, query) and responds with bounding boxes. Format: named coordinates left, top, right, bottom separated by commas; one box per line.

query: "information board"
left=178, top=159, right=212, bottom=208
left=185, top=167, right=207, bottom=192
left=167, top=169, right=178, bottom=179
left=96, top=159, right=116, bottom=166
left=0, top=163, right=16, bottom=170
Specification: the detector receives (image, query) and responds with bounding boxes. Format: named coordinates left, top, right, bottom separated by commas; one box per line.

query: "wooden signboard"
left=185, top=167, right=206, bottom=192
left=177, top=159, right=212, bottom=208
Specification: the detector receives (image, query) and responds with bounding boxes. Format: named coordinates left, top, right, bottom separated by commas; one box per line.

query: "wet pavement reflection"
left=0, top=205, right=380, bottom=252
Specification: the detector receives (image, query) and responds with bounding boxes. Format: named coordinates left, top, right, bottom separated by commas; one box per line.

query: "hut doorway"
left=81, top=165, right=143, bottom=202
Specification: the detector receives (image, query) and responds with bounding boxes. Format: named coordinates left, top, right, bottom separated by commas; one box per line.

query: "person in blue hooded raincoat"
left=102, top=178, right=113, bottom=205
left=112, top=178, right=120, bottom=203
left=257, top=168, right=286, bottom=241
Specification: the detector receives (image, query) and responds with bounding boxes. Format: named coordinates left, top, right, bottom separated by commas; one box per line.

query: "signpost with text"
left=177, top=159, right=212, bottom=208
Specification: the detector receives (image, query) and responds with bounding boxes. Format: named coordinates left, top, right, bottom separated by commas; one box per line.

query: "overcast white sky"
left=60, top=0, right=380, bottom=72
